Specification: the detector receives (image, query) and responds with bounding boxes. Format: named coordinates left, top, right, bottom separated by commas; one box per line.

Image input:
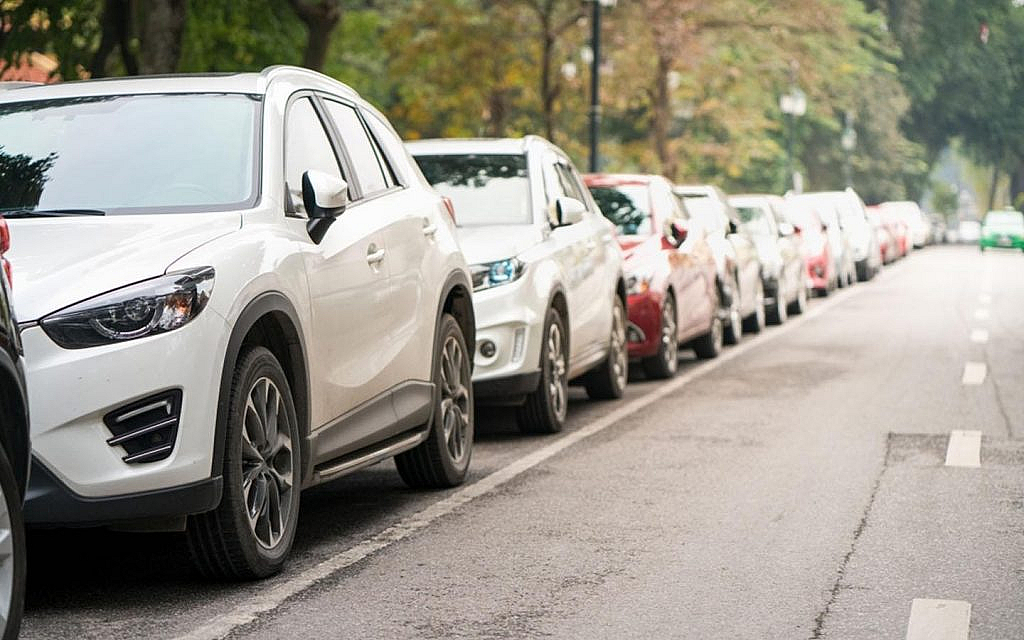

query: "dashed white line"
left=961, top=362, right=987, bottom=385
left=944, top=430, right=982, bottom=468
left=905, top=598, right=971, bottom=640
left=969, top=329, right=989, bottom=343
left=973, top=308, right=990, bottom=321
left=172, top=288, right=867, bottom=640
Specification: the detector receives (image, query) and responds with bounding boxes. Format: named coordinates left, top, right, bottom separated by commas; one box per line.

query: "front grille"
left=104, top=390, right=182, bottom=464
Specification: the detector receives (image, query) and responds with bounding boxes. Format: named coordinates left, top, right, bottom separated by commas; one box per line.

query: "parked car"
left=2, top=67, right=478, bottom=579
left=958, top=219, right=982, bottom=244
left=928, top=214, right=948, bottom=244
left=585, top=173, right=722, bottom=378
left=884, top=200, right=930, bottom=248
left=409, top=137, right=627, bottom=434
left=729, top=194, right=808, bottom=323
left=979, top=209, right=1024, bottom=251
left=866, top=205, right=896, bottom=264
left=783, top=199, right=837, bottom=295
left=787, top=193, right=857, bottom=287
left=877, top=203, right=910, bottom=258
left=0, top=216, right=29, bottom=640
left=673, top=185, right=763, bottom=344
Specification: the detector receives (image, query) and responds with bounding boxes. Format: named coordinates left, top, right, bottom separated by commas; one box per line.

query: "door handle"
left=366, top=244, right=386, bottom=265
left=422, top=218, right=438, bottom=237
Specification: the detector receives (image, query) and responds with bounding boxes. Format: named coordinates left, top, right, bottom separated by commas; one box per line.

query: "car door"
left=652, top=180, right=702, bottom=336
left=723, top=197, right=760, bottom=315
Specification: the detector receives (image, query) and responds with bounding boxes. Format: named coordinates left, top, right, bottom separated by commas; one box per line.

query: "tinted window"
left=285, top=97, right=344, bottom=214
left=364, top=111, right=408, bottom=187
left=590, top=184, right=653, bottom=236
left=554, top=164, right=586, bottom=202
left=736, top=205, right=774, bottom=236
left=985, top=211, right=1024, bottom=227
left=415, top=153, right=531, bottom=226
left=323, top=100, right=389, bottom=196
left=0, top=93, right=258, bottom=214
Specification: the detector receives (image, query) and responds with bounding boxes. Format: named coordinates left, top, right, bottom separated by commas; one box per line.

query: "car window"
left=735, top=204, right=774, bottom=236
left=985, top=211, right=1024, bottom=227
left=285, top=97, right=345, bottom=215
left=589, top=184, right=653, bottom=236
left=363, top=110, right=409, bottom=187
left=322, top=100, right=390, bottom=197
left=554, top=163, right=586, bottom=202
left=414, top=153, right=532, bottom=226
left=650, top=181, right=679, bottom=222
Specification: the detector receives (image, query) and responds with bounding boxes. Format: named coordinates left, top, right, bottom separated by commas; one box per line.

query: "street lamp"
left=585, top=0, right=616, bottom=173
left=779, top=86, right=806, bottom=192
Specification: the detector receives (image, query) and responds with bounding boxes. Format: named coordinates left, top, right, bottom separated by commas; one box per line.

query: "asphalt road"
left=22, top=244, right=1024, bottom=640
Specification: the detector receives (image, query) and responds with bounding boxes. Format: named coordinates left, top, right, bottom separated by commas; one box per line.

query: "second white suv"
left=409, top=137, right=627, bottom=434
left=2, top=67, right=475, bottom=579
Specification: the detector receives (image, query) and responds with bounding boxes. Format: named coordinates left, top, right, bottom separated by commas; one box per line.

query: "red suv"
left=585, top=174, right=722, bottom=378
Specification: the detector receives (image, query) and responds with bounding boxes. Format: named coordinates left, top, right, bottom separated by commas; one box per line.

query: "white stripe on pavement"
left=973, top=308, right=989, bottom=320
left=172, top=286, right=868, bottom=640
left=944, top=430, right=981, bottom=468
left=969, top=329, right=989, bottom=344
left=905, top=598, right=971, bottom=640
left=961, top=362, right=987, bottom=385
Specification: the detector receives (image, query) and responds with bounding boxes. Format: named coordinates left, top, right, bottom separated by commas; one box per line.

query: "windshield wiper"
left=0, top=208, right=107, bottom=218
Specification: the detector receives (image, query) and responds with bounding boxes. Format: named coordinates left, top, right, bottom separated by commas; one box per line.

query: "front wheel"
left=396, top=313, right=474, bottom=487
left=642, top=292, right=679, bottom=379
left=187, top=346, right=302, bottom=580
left=584, top=296, right=628, bottom=400
left=788, top=284, right=808, bottom=315
left=517, top=307, right=569, bottom=434
left=743, top=279, right=766, bottom=333
left=723, top=272, right=743, bottom=345
left=0, top=445, right=25, bottom=640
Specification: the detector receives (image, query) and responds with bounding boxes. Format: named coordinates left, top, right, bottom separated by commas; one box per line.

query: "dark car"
left=586, top=174, right=722, bottom=378
left=729, top=194, right=808, bottom=323
left=0, top=215, right=29, bottom=639
left=673, top=185, right=763, bottom=344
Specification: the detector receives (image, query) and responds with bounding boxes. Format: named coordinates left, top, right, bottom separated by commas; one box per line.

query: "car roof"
left=0, top=66, right=359, bottom=104
left=405, top=136, right=555, bottom=157
left=582, top=173, right=659, bottom=187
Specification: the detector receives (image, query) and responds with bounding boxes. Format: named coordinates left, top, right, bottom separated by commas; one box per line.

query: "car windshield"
left=0, top=93, right=260, bottom=214
left=984, top=211, right=1024, bottom=227
left=735, top=205, right=773, bottom=236
left=414, top=153, right=532, bottom=226
left=589, top=184, right=652, bottom=236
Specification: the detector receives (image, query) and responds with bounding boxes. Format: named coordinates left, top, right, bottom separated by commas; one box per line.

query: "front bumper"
left=805, top=254, right=830, bottom=290
left=980, top=234, right=1024, bottom=249
left=470, top=276, right=545, bottom=399
left=626, top=291, right=663, bottom=360
left=21, top=307, right=230, bottom=521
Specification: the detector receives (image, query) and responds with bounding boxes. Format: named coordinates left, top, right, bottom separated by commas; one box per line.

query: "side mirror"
left=302, top=170, right=349, bottom=243
left=821, top=223, right=828, bottom=233
left=792, top=224, right=803, bottom=235
left=728, top=219, right=739, bottom=235
left=554, top=196, right=586, bottom=226
left=778, top=222, right=795, bottom=237
left=667, top=221, right=688, bottom=247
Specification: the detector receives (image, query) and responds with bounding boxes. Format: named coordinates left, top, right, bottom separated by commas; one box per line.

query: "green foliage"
left=930, top=180, right=959, bottom=218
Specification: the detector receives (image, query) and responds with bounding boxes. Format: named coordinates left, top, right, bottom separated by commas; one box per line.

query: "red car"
left=585, top=173, right=722, bottom=378
left=877, top=204, right=909, bottom=258
left=784, top=200, right=837, bottom=295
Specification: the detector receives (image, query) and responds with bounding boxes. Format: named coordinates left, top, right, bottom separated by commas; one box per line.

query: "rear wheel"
left=743, top=279, right=766, bottom=333
left=766, top=286, right=787, bottom=325
left=584, top=296, right=628, bottom=400
left=396, top=313, right=473, bottom=487
left=517, top=308, right=569, bottom=434
left=187, top=346, right=301, bottom=580
left=642, top=292, right=678, bottom=379
left=691, top=305, right=723, bottom=360
left=722, top=272, right=743, bottom=345
left=788, top=284, right=808, bottom=315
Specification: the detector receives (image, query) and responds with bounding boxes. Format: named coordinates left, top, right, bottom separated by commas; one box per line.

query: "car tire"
left=767, top=287, right=787, bottom=325
left=691, top=308, right=723, bottom=360
left=187, top=346, right=302, bottom=580
left=856, top=261, right=869, bottom=282
left=723, top=272, right=743, bottom=345
left=788, top=284, right=808, bottom=315
left=743, top=279, right=766, bottom=333
left=642, top=292, right=678, bottom=379
left=516, top=307, right=569, bottom=434
left=0, top=445, right=25, bottom=640
left=396, top=313, right=473, bottom=487
left=584, top=296, right=628, bottom=400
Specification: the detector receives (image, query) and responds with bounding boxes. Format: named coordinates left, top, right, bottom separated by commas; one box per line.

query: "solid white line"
left=944, top=430, right=982, bottom=468
left=172, top=286, right=867, bottom=640
left=973, top=308, right=990, bottom=321
left=978, top=293, right=992, bottom=305
left=969, top=329, right=989, bottom=343
left=905, top=598, right=971, bottom=640
left=961, top=362, right=987, bottom=385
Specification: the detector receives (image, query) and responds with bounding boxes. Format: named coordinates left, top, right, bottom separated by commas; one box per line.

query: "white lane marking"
left=905, top=598, right=971, bottom=640
left=172, top=286, right=867, bottom=640
left=978, top=293, right=992, bottom=305
left=961, top=362, right=987, bottom=385
left=970, top=329, right=989, bottom=344
left=944, top=430, right=982, bottom=468
left=973, top=308, right=990, bottom=321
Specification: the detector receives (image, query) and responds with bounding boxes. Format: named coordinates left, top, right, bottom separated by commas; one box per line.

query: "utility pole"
left=586, top=0, right=615, bottom=173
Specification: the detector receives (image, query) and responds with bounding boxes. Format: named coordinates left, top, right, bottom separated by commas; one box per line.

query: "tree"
left=286, top=0, right=342, bottom=71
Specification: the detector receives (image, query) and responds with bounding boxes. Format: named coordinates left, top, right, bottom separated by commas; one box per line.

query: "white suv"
left=0, top=67, right=476, bottom=578
left=408, top=137, right=627, bottom=434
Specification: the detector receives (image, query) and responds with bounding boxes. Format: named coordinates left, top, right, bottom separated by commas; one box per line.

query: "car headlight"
left=470, top=258, right=525, bottom=291
left=40, top=267, right=215, bottom=349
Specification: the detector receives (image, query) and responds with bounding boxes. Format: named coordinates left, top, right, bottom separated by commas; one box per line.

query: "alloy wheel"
left=0, top=478, right=13, bottom=627
left=611, top=303, right=627, bottom=390
left=241, top=377, right=296, bottom=551
left=546, top=322, right=568, bottom=421
left=439, top=335, right=471, bottom=464
left=661, top=297, right=678, bottom=371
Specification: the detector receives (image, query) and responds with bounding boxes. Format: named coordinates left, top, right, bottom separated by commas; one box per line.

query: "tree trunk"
left=651, top=54, right=674, bottom=177
left=987, top=165, right=999, bottom=212
left=287, top=0, right=342, bottom=72
left=91, top=0, right=137, bottom=78
left=139, top=0, right=186, bottom=75
left=1010, top=162, right=1024, bottom=208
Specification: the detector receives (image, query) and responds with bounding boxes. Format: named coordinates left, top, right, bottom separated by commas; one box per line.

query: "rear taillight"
left=442, top=196, right=456, bottom=224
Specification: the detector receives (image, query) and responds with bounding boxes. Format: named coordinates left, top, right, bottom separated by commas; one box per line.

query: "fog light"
left=511, top=327, right=526, bottom=363
left=479, top=340, right=497, bottom=359
left=813, top=265, right=825, bottom=277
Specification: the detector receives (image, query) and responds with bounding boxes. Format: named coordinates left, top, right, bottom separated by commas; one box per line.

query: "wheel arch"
left=0, top=354, right=29, bottom=498
left=438, top=270, right=475, bottom=369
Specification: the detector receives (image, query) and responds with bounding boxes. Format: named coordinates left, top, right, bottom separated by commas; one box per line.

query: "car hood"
left=6, top=213, right=241, bottom=321
left=455, top=224, right=544, bottom=265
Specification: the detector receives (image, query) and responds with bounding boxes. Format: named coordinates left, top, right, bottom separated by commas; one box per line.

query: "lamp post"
left=841, top=111, right=856, bottom=189
left=779, top=86, right=806, bottom=192
left=585, top=0, right=616, bottom=173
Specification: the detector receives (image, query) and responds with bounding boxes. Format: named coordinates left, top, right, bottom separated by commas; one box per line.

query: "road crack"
left=808, top=432, right=892, bottom=640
